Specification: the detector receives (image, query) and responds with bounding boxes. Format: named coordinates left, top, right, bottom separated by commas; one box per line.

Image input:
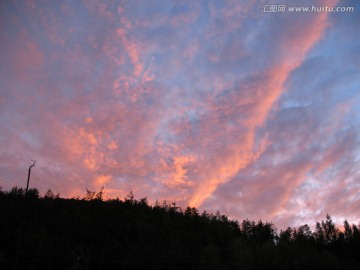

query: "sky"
left=1, top=0, right=360, bottom=229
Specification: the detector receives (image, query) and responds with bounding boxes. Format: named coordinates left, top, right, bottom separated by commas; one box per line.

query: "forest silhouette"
left=0, top=186, right=359, bottom=270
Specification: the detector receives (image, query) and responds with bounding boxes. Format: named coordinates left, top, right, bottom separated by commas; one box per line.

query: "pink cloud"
left=2, top=0, right=359, bottom=230
left=1, top=28, right=44, bottom=83
left=171, top=9, right=199, bottom=28
left=186, top=10, right=332, bottom=208
left=116, top=28, right=144, bottom=77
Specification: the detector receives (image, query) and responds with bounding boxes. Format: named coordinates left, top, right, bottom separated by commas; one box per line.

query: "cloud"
left=116, top=28, right=144, bottom=77
left=0, top=28, right=44, bottom=83
left=202, top=1, right=360, bottom=228
left=181, top=3, right=333, bottom=208
left=1, top=0, right=359, bottom=229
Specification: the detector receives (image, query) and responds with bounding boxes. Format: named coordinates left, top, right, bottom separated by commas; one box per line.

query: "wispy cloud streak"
left=1, top=0, right=359, bottom=228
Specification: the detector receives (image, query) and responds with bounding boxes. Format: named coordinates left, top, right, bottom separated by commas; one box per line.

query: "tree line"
left=0, top=186, right=359, bottom=269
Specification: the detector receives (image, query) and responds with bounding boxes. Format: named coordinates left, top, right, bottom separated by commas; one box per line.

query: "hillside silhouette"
left=0, top=187, right=359, bottom=270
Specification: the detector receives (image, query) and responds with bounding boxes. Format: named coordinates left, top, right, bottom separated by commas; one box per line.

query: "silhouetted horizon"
left=1, top=186, right=360, bottom=269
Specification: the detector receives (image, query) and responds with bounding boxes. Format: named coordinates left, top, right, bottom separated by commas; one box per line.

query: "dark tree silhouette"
left=0, top=187, right=360, bottom=270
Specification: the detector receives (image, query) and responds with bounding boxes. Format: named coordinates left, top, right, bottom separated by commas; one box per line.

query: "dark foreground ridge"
left=0, top=187, right=360, bottom=270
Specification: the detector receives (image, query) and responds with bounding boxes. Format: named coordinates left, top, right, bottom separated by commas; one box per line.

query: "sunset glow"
left=1, top=0, right=359, bottom=228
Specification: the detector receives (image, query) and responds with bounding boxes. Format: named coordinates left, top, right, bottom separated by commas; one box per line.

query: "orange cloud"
left=187, top=10, right=333, bottom=208
left=116, top=28, right=144, bottom=77
left=4, top=0, right=359, bottom=231
left=158, top=155, right=196, bottom=188
left=95, top=174, right=111, bottom=186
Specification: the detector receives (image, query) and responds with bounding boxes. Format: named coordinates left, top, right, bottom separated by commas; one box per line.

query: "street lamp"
left=26, top=160, right=36, bottom=192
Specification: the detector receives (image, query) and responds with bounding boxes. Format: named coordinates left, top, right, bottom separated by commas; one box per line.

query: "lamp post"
left=26, top=160, right=36, bottom=192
